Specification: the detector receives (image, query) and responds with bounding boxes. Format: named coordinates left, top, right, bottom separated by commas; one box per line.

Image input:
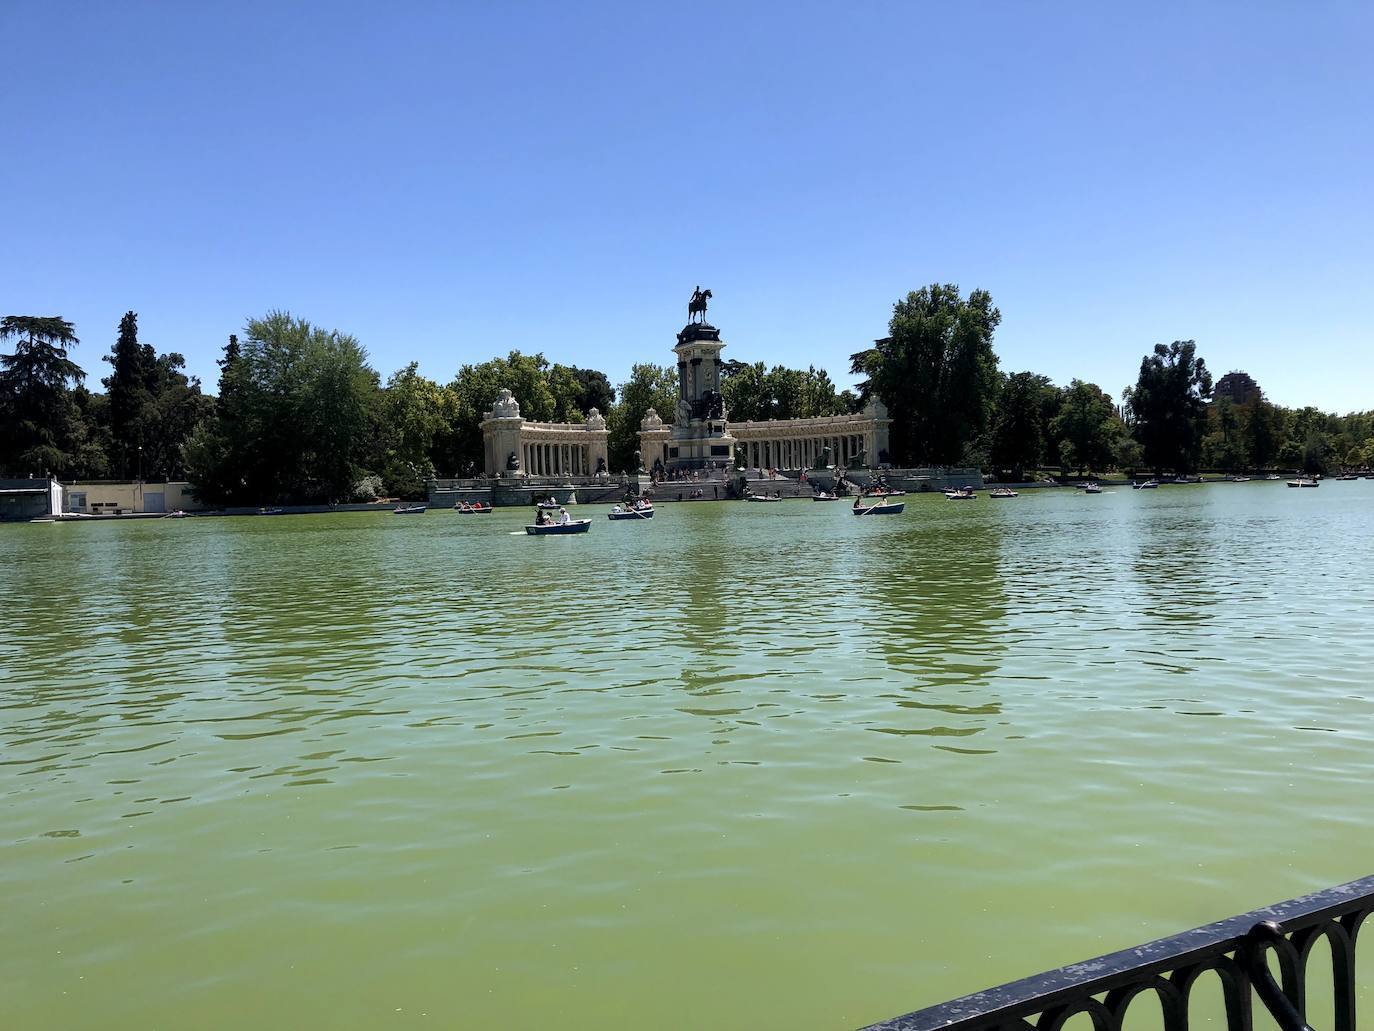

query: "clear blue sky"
left=3, top=1, right=1370, bottom=410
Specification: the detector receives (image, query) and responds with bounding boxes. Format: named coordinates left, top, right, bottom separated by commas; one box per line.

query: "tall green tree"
left=721, top=361, right=847, bottom=422
left=1126, top=340, right=1212, bottom=473
left=145, top=352, right=213, bottom=480
left=850, top=284, right=1001, bottom=465
left=1201, top=397, right=1247, bottom=471
left=721, top=360, right=770, bottom=421
left=102, top=311, right=209, bottom=480
left=608, top=363, right=676, bottom=472
left=990, top=371, right=1054, bottom=478
left=0, top=315, right=88, bottom=477
left=184, top=313, right=379, bottom=504
left=377, top=363, right=446, bottom=496
left=1052, top=380, right=1118, bottom=475
left=102, top=311, right=157, bottom=477
left=1238, top=396, right=1279, bottom=470
left=1278, top=406, right=1333, bottom=474
left=547, top=363, right=586, bottom=423
left=446, top=350, right=560, bottom=470
left=574, top=367, right=615, bottom=415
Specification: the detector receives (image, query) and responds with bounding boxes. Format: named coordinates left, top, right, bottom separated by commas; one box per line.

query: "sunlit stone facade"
left=479, top=389, right=609, bottom=478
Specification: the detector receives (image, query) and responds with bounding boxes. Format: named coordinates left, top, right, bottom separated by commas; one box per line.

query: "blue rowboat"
left=525, top=519, right=592, bottom=535
left=393, top=504, right=427, bottom=515
left=853, top=501, right=904, bottom=516
left=608, top=508, right=654, bottom=520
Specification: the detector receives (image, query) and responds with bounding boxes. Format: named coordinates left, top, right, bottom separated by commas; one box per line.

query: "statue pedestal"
left=668, top=322, right=735, bottom=471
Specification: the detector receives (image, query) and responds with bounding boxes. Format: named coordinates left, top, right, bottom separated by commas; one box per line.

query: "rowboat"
left=1132, top=480, right=1159, bottom=489
left=394, top=504, right=427, bottom=515
left=526, top=519, right=592, bottom=534
left=453, top=504, right=492, bottom=513
left=746, top=494, right=784, bottom=502
left=852, top=500, right=904, bottom=516
left=608, top=507, right=654, bottom=520
left=1083, top=484, right=1103, bottom=494
left=1287, top=479, right=1319, bottom=488
left=812, top=492, right=840, bottom=501
left=944, top=488, right=976, bottom=500
left=536, top=501, right=562, bottom=511
left=257, top=507, right=286, bottom=515
left=990, top=488, right=1018, bottom=498
left=864, top=489, right=906, bottom=497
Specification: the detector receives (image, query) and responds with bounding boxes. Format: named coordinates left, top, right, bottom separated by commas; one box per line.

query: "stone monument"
left=665, top=287, right=736, bottom=470
left=483, top=389, right=525, bottom=478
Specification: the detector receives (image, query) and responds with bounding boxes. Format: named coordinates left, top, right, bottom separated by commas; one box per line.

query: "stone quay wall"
left=429, top=476, right=634, bottom=508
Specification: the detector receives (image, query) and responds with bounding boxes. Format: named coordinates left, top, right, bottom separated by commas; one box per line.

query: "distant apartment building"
left=1214, top=370, right=1260, bottom=405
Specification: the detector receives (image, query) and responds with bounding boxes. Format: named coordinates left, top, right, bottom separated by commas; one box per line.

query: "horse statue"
left=688, top=286, right=713, bottom=324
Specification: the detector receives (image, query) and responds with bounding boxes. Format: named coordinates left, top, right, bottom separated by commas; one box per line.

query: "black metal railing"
left=862, top=876, right=1374, bottom=1031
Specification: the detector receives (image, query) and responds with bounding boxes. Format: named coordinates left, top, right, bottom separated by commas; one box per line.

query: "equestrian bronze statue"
left=687, top=286, right=713, bottom=324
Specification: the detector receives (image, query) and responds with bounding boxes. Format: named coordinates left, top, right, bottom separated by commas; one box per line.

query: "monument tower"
left=667, top=287, right=736, bottom=470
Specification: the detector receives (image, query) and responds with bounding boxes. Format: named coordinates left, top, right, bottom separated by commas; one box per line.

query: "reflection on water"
left=3, top=482, right=1374, bottom=1030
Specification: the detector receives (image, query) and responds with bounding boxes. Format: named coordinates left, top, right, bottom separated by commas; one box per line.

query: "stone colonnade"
left=480, top=389, right=609, bottom=477
left=519, top=434, right=599, bottom=476
left=734, top=432, right=870, bottom=471
left=721, top=400, right=892, bottom=471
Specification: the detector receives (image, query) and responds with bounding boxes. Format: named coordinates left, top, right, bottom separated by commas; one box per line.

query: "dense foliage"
left=102, top=311, right=212, bottom=480
left=607, top=363, right=677, bottom=473
left=850, top=284, right=1002, bottom=466
left=1124, top=341, right=1213, bottom=473
left=720, top=361, right=856, bottom=423
left=3, top=297, right=1369, bottom=497
left=182, top=313, right=379, bottom=504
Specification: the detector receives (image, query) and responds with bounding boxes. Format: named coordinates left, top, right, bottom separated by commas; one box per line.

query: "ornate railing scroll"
left=862, top=875, right=1374, bottom=1031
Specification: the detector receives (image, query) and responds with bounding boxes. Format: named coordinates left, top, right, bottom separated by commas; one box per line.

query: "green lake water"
left=3, top=483, right=1373, bottom=1029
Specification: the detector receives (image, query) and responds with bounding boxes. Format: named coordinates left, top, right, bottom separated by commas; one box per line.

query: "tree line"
left=2, top=294, right=1368, bottom=502
left=850, top=284, right=1372, bottom=477
left=0, top=310, right=857, bottom=503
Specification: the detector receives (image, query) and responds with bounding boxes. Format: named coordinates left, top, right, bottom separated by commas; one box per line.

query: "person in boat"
left=535, top=509, right=551, bottom=526
left=853, top=495, right=864, bottom=510
left=557, top=507, right=571, bottom=525
left=611, top=504, right=623, bottom=514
